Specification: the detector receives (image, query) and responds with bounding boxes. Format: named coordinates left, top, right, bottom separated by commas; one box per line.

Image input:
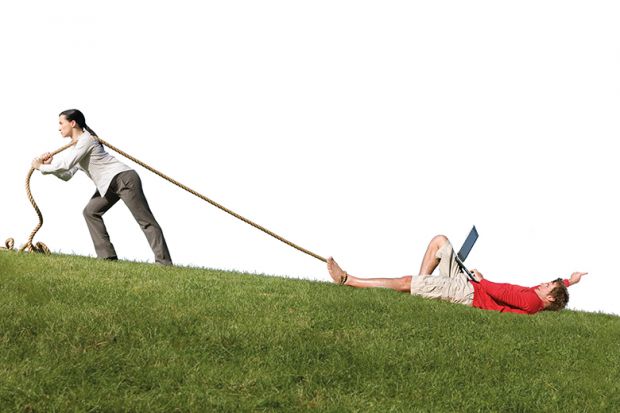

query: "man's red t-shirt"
left=471, top=279, right=570, bottom=314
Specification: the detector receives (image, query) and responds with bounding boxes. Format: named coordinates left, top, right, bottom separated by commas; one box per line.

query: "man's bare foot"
left=327, top=257, right=348, bottom=285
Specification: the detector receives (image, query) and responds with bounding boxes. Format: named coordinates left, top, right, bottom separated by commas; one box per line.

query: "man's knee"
left=431, top=234, right=449, bottom=249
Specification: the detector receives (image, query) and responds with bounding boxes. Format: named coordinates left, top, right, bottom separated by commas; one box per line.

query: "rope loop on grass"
left=3, top=237, right=15, bottom=250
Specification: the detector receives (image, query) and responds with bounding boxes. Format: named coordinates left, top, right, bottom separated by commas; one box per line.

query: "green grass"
left=1, top=250, right=619, bottom=412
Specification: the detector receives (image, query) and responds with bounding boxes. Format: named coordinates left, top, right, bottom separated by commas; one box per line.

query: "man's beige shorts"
left=410, top=240, right=474, bottom=305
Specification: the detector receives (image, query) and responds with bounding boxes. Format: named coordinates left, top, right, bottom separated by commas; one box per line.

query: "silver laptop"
left=455, top=226, right=478, bottom=282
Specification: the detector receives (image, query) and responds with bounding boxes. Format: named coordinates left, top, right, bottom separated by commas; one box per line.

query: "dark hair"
left=546, top=278, right=569, bottom=311
left=59, top=109, right=98, bottom=137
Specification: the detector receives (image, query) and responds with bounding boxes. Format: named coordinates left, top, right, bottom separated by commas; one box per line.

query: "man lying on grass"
left=327, top=234, right=587, bottom=314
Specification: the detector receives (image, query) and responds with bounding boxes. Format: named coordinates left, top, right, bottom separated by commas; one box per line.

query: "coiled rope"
left=3, top=238, right=14, bottom=250
left=13, top=137, right=326, bottom=263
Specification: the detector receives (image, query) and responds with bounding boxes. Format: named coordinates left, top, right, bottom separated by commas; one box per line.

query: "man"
left=327, top=234, right=587, bottom=314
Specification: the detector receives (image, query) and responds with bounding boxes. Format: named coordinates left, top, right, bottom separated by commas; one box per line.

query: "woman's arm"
left=36, top=136, right=93, bottom=180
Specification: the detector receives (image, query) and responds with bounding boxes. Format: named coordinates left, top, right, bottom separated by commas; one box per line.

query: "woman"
left=32, top=109, right=172, bottom=265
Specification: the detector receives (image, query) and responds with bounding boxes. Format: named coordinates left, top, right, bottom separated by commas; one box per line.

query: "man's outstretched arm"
left=568, top=272, right=588, bottom=286
left=473, top=269, right=588, bottom=287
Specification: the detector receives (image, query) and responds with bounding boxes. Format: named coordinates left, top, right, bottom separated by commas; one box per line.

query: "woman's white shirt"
left=39, top=131, right=132, bottom=195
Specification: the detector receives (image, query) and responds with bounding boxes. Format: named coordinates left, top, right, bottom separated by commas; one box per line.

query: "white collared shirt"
left=39, top=131, right=132, bottom=195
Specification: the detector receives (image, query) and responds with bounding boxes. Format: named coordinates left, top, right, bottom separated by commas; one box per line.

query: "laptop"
left=455, top=226, right=478, bottom=282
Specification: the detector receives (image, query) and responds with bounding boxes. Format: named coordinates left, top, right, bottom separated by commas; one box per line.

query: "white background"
left=1, top=1, right=618, bottom=315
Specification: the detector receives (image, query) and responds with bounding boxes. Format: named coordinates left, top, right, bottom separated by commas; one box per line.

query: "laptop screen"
left=457, top=226, right=478, bottom=262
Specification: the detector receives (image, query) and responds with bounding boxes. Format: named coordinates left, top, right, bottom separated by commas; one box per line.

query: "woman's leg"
left=115, top=170, right=173, bottom=265
left=83, top=191, right=119, bottom=259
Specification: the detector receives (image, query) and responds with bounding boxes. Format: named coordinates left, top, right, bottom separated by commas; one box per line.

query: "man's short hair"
left=547, top=278, right=569, bottom=311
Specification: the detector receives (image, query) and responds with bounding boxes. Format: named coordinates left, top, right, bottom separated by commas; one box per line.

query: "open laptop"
left=455, top=226, right=478, bottom=282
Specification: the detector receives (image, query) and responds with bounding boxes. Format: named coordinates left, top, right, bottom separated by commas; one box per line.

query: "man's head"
left=536, top=278, right=569, bottom=311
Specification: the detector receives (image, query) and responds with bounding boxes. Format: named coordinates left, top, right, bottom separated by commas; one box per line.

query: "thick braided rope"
left=98, top=138, right=327, bottom=263
left=19, top=141, right=76, bottom=253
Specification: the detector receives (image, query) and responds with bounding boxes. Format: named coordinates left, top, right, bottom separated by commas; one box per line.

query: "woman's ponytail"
left=84, top=124, right=98, bottom=137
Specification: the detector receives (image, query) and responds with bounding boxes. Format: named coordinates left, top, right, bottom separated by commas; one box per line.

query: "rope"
left=17, top=136, right=326, bottom=263
left=18, top=141, right=76, bottom=253
left=1, top=238, right=15, bottom=250
left=97, top=137, right=326, bottom=263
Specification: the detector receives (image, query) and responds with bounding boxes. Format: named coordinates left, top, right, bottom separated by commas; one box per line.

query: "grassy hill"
left=1, top=250, right=618, bottom=412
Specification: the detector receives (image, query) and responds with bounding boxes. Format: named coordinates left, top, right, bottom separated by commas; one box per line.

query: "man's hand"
left=569, top=272, right=588, bottom=286
left=471, top=269, right=484, bottom=282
